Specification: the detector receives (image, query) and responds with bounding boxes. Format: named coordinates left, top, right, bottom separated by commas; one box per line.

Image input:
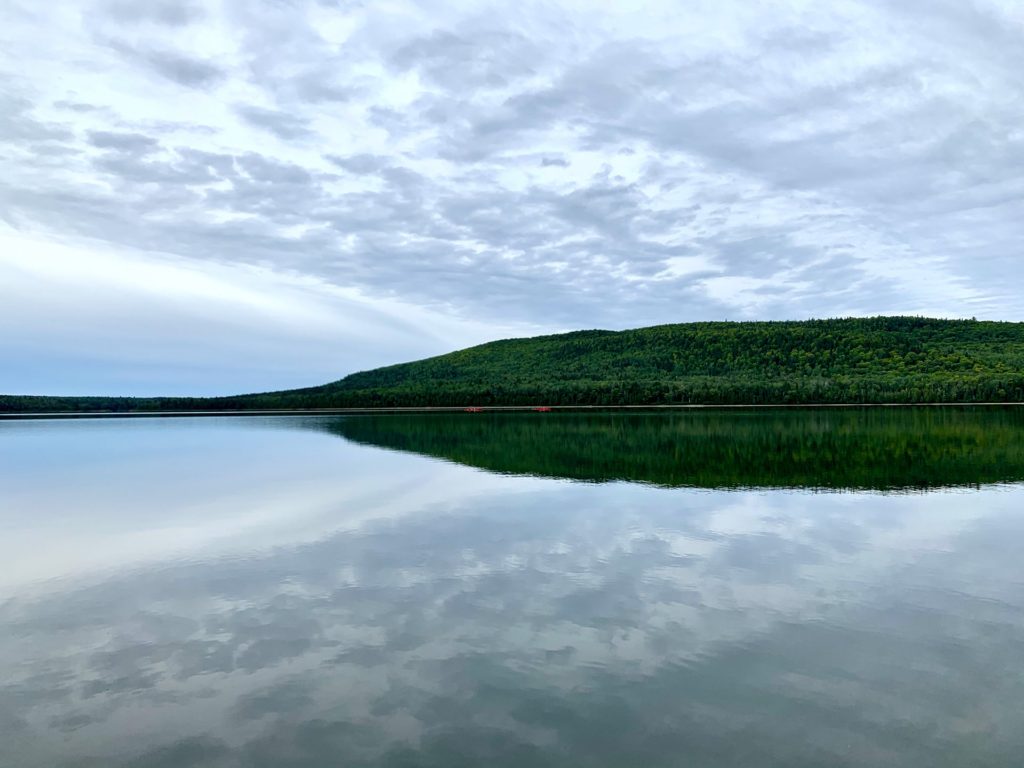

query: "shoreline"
left=2, top=402, right=1024, bottom=420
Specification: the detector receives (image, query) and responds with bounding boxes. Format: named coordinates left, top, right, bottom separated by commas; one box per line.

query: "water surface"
left=2, top=409, right=1024, bottom=767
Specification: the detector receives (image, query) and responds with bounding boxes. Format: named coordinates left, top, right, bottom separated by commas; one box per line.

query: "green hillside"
left=227, top=316, right=1024, bottom=408
left=3, top=317, right=1024, bottom=412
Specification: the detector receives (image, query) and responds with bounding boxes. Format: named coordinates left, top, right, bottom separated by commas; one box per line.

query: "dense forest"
left=320, top=407, right=1024, bottom=491
left=3, top=317, right=1024, bottom=412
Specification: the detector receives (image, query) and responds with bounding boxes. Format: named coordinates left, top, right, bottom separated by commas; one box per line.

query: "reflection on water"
left=2, top=411, right=1024, bottom=767
left=320, top=407, right=1024, bottom=491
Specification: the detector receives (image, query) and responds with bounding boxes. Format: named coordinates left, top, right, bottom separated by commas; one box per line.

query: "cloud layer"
left=2, top=0, right=1022, bottom=392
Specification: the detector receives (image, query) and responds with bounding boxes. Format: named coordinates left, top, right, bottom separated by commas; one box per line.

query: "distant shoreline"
left=3, top=402, right=1023, bottom=420
left=7, top=317, right=1023, bottom=416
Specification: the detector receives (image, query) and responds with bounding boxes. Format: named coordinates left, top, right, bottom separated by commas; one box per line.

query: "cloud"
left=141, top=48, right=224, bottom=87
left=87, top=130, right=159, bottom=153
left=0, top=230, right=536, bottom=395
left=0, top=94, right=74, bottom=143
left=149, top=50, right=223, bottom=86
left=327, top=153, right=390, bottom=174
left=102, top=0, right=204, bottom=27
left=237, top=105, right=314, bottom=139
left=0, top=0, right=1022, bottom=392
left=105, top=39, right=225, bottom=88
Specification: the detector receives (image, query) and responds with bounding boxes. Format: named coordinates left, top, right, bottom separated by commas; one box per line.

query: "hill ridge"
left=3, top=316, right=1024, bottom=412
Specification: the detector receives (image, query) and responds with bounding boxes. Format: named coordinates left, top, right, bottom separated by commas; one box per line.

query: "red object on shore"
left=533, top=406, right=552, bottom=412
left=464, top=407, right=484, bottom=413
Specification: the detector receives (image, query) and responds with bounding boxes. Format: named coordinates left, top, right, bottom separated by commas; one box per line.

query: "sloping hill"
left=225, top=316, right=1024, bottom=408
left=3, top=317, right=1024, bottom=412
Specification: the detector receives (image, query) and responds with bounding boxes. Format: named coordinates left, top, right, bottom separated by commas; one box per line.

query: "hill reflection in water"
left=316, top=407, right=1024, bottom=492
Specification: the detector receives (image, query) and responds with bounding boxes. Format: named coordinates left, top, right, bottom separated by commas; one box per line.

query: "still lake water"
left=2, top=408, right=1024, bottom=767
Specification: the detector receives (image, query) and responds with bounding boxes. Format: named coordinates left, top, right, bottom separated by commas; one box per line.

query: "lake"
left=2, top=408, right=1024, bottom=767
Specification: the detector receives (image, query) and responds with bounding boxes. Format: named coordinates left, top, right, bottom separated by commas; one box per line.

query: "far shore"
left=2, top=402, right=1023, bottom=420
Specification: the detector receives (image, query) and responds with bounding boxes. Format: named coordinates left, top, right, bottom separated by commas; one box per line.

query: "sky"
left=1, top=0, right=1022, bottom=396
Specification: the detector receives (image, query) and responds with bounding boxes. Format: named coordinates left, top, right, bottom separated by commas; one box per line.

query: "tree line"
left=4, top=317, right=1024, bottom=412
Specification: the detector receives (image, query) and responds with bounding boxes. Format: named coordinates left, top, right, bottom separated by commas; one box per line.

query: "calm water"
left=2, top=409, right=1024, bottom=767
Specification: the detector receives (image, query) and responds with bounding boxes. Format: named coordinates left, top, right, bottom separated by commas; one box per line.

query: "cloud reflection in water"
left=2, top=414, right=1023, bottom=767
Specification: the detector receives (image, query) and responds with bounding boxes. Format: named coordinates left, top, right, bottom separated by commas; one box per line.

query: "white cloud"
left=0, top=228, right=542, bottom=395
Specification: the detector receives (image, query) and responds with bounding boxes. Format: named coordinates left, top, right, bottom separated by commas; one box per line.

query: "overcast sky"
left=2, top=0, right=1022, bottom=396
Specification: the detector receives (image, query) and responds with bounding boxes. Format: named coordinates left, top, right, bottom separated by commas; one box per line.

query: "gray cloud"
left=236, top=151, right=313, bottom=184
left=390, top=29, right=544, bottom=91
left=105, top=38, right=224, bottom=87
left=103, top=0, right=204, bottom=27
left=0, top=94, right=73, bottom=143
left=143, top=49, right=223, bottom=87
left=237, top=105, right=313, bottom=139
left=327, top=153, right=390, bottom=174
left=53, top=99, right=107, bottom=113
left=291, top=74, right=353, bottom=104
left=87, top=130, right=159, bottom=153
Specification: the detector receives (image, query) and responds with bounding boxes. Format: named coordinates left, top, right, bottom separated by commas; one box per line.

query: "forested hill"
left=251, top=316, right=1024, bottom=407
left=4, top=317, right=1024, bottom=412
